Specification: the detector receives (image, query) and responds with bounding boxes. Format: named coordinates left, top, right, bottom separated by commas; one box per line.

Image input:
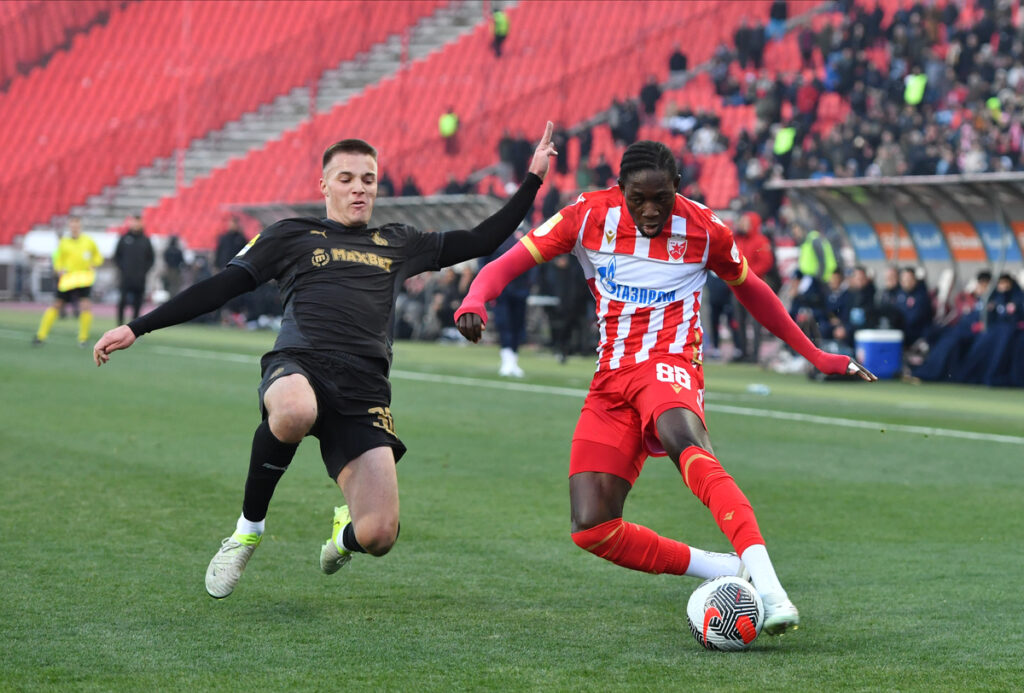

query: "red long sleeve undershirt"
left=455, top=244, right=851, bottom=376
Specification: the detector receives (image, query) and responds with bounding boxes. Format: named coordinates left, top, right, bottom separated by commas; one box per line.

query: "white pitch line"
left=6, top=331, right=1022, bottom=445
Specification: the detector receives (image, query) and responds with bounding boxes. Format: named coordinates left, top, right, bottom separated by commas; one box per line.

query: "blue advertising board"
left=974, top=220, right=1023, bottom=263
left=844, top=222, right=886, bottom=261
left=906, top=222, right=950, bottom=261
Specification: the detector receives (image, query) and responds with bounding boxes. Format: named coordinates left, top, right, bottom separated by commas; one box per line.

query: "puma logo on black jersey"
left=310, top=230, right=327, bottom=238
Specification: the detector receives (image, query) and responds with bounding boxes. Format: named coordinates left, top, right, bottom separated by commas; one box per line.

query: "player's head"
left=68, top=215, right=82, bottom=237
left=320, top=139, right=379, bottom=226
left=617, top=141, right=681, bottom=238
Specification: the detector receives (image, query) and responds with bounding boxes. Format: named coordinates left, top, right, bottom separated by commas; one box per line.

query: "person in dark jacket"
left=894, top=267, right=933, bottom=346
left=114, top=214, right=155, bottom=325
left=484, top=230, right=536, bottom=377
left=214, top=217, right=250, bottom=323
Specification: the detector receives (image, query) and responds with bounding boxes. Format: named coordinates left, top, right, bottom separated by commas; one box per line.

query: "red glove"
left=730, top=271, right=868, bottom=377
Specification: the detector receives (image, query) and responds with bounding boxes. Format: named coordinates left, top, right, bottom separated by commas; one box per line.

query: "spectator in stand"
left=576, top=124, right=593, bottom=162
left=541, top=185, right=562, bottom=221
left=214, top=216, right=250, bottom=324
left=552, top=124, right=570, bottom=176
left=730, top=211, right=776, bottom=363
left=400, top=175, right=422, bottom=197
left=498, top=130, right=517, bottom=180
left=592, top=154, right=614, bottom=188
left=439, top=106, right=459, bottom=155
left=215, top=217, right=247, bottom=269
left=378, top=172, right=396, bottom=197
left=668, top=43, right=688, bottom=81
left=749, top=18, right=767, bottom=70
left=443, top=175, right=469, bottom=194
left=613, top=99, right=640, bottom=146
left=162, top=236, right=186, bottom=297
left=114, top=214, right=155, bottom=326
left=639, top=76, right=663, bottom=125
left=491, top=8, right=509, bottom=57
left=894, top=266, right=933, bottom=347
left=512, top=132, right=534, bottom=182
left=794, top=75, right=822, bottom=132
left=797, top=21, right=816, bottom=70
left=767, top=0, right=788, bottom=41
left=734, top=17, right=753, bottom=70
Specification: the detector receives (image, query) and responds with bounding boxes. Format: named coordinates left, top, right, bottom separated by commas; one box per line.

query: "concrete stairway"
left=51, top=0, right=490, bottom=236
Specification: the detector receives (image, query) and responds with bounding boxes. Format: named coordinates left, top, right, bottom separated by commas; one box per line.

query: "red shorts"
left=570, top=354, right=705, bottom=485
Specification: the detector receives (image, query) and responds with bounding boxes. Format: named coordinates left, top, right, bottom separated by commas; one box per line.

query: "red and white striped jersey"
left=521, top=186, right=749, bottom=371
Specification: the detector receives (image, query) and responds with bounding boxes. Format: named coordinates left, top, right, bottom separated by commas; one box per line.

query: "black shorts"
left=56, top=286, right=92, bottom=302
left=257, top=349, right=407, bottom=479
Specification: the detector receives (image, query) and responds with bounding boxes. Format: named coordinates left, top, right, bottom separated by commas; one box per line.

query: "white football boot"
left=205, top=532, right=261, bottom=599
left=761, top=592, right=800, bottom=635
left=320, top=505, right=354, bottom=574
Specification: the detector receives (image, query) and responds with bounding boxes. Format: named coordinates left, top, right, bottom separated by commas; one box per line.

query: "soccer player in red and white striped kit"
left=455, top=140, right=876, bottom=635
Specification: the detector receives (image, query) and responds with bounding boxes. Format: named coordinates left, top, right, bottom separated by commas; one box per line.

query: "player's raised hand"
left=847, top=357, right=878, bottom=382
left=93, top=324, right=137, bottom=366
left=456, top=312, right=486, bottom=344
left=527, top=121, right=559, bottom=181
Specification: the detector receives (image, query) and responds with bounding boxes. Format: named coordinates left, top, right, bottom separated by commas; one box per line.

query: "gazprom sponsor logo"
left=597, top=258, right=676, bottom=305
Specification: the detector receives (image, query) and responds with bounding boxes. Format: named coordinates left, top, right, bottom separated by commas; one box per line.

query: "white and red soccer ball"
left=686, top=576, right=764, bottom=651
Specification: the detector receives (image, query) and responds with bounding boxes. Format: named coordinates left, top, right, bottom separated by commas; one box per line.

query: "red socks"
left=679, top=446, right=763, bottom=555
left=571, top=518, right=691, bottom=575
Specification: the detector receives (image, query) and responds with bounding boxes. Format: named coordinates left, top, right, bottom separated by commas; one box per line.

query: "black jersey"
left=228, top=217, right=443, bottom=363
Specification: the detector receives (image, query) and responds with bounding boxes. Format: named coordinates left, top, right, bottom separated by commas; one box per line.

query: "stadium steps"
left=316, top=2, right=484, bottom=112
left=54, top=0, right=492, bottom=237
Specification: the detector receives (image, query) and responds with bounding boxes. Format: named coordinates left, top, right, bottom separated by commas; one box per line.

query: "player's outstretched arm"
left=731, top=272, right=878, bottom=381
left=437, top=121, right=558, bottom=267
left=454, top=242, right=540, bottom=343
left=93, top=265, right=257, bottom=366
left=93, top=325, right=136, bottom=366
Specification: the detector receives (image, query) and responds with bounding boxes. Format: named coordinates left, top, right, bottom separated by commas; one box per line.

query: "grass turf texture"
left=1, top=307, right=1022, bottom=691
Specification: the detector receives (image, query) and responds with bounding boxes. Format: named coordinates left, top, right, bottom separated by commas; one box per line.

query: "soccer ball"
left=686, top=576, right=764, bottom=651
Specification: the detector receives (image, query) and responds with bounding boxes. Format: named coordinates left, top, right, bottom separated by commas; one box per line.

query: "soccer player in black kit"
left=93, top=122, right=558, bottom=598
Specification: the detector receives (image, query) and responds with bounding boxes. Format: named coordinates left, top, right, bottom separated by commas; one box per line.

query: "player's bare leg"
left=321, top=446, right=400, bottom=574
left=657, top=407, right=799, bottom=634
left=569, top=464, right=744, bottom=579
left=206, top=375, right=314, bottom=598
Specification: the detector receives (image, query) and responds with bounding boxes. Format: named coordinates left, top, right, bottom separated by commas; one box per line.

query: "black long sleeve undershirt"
left=128, top=265, right=257, bottom=337
left=436, top=172, right=541, bottom=267
left=127, top=173, right=541, bottom=337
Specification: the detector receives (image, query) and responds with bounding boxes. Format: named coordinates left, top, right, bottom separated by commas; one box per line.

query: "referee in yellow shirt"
left=34, top=216, right=103, bottom=346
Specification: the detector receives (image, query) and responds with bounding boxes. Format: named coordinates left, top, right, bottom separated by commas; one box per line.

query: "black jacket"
left=114, top=230, right=155, bottom=287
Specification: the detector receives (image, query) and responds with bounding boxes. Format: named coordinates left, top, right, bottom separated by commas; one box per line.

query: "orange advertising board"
left=873, top=223, right=918, bottom=262
left=940, top=221, right=988, bottom=262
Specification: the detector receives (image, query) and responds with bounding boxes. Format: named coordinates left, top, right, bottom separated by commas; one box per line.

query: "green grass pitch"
left=2, top=307, right=1022, bottom=691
